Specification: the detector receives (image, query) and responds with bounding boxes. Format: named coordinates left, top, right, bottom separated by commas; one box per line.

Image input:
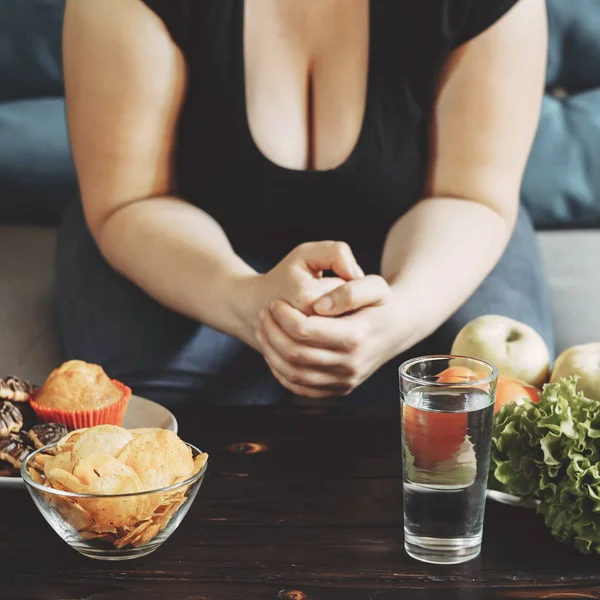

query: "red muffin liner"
left=30, top=380, right=131, bottom=430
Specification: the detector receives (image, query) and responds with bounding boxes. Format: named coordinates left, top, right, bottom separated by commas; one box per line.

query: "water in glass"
left=402, top=385, right=494, bottom=564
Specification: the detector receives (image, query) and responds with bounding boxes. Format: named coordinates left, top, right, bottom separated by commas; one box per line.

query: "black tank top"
left=142, top=0, right=520, bottom=263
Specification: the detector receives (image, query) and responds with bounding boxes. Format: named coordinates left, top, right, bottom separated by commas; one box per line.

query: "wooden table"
left=2, top=404, right=599, bottom=600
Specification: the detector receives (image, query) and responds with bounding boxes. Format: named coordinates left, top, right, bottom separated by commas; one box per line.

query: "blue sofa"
left=1, top=0, right=599, bottom=383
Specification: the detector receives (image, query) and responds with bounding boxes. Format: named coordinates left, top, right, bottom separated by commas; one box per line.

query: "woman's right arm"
left=64, top=0, right=262, bottom=344
left=64, top=0, right=360, bottom=349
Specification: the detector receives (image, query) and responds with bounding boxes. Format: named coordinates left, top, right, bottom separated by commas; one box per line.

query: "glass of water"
left=399, top=355, right=498, bottom=565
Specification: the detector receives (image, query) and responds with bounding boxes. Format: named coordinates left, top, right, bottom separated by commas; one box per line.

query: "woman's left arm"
left=256, top=0, right=547, bottom=398
left=380, top=0, right=547, bottom=346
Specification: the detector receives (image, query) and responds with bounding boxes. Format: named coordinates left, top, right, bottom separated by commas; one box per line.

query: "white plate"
left=486, top=489, right=535, bottom=508
left=0, top=395, right=177, bottom=490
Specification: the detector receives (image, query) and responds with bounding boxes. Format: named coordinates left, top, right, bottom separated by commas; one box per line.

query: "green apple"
left=550, top=343, right=600, bottom=401
left=450, top=315, right=550, bottom=388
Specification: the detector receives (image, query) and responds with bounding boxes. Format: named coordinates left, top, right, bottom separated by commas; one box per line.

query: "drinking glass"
left=399, top=355, right=498, bottom=565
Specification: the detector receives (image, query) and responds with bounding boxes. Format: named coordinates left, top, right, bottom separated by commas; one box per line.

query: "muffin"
left=30, top=360, right=131, bottom=429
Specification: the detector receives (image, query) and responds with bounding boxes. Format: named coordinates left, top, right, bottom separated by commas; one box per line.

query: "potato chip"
left=118, top=430, right=194, bottom=492
left=160, top=498, right=184, bottom=520
left=30, top=452, right=49, bottom=471
left=158, top=452, right=206, bottom=505
left=140, top=497, right=186, bottom=546
left=127, top=428, right=163, bottom=437
left=192, top=452, right=209, bottom=476
left=161, top=481, right=189, bottom=510
left=113, top=519, right=152, bottom=549
left=88, top=472, right=141, bottom=495
left=120, top=517, right=163, bottom=548
left=43, top=451, right=73, bottom=480
left=80, top=530, right=116, bottom=543
left=55, top=428, right=86, bottom=453
left=133, top=519, right=163, bottom=547
left=71, top=426, right=133, bottom=464
left=27, top=466, right=44, bottom=485
left=157, top=495, right=186, bottom=530
left=80, top=472, right=145, bottom=532
left=72, top=453, right=138, bottom=486
left=47, top=468, right=87, bottom=493
left=57, top=499, right=93, bottom=531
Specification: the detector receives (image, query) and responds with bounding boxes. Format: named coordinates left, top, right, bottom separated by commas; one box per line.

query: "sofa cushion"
left=0, top=226, right=62, bottom=385
left=522, top=89, right=600, bottom=229
left=0, top=98, right=77, bottom=225
left=545, top=0, right=600, bottom=91
left=521, top=0, right=600, bottom=230
left=537, top=230, right=600, bottom=354
left=0, top=0, right=65, bottom=102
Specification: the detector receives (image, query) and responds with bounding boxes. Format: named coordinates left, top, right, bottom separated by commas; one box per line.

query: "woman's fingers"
left=312, top=275, right=390, bottom=317
left=259, top=308, right=354, bottom=373
left=287, top=276, right=347, bottom=316
left=295, top=241, right=364, bottom=281
left=258, top=329, right=345, bottom=389
left=256, top=308, right=359, bottom=395
left=269, top=300, right=366, bottom=352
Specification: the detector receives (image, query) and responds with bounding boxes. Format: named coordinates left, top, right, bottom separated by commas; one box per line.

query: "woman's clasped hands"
left=244, top=241, right=407, bottom=399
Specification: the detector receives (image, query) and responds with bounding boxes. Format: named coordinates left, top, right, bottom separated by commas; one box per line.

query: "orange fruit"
left=435, top=366, right=541, bottom=414
left=494, top=376, right=540, bottom=414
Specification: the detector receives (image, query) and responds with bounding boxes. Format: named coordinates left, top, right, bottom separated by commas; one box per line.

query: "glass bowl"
left=21, top=441, right=207, bottom=561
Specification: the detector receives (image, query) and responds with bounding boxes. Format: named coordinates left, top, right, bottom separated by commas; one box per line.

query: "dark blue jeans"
left=55, top=202, right=554, bottom=408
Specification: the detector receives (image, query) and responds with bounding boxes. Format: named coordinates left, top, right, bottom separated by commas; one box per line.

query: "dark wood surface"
left=2, top=404, right=599, bottom=600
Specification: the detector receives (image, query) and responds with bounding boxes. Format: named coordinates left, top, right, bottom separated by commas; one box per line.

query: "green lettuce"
left=489, top=376, right=600, bottom=554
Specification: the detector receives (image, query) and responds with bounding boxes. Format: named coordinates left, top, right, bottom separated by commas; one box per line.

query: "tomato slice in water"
left=403, top=366, right=474, bottom=469
left=403, top=405, right=468, bottom=469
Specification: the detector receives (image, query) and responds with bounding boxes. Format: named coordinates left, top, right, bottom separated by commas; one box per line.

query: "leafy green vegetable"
left=489, top=376, right=600, bottom=554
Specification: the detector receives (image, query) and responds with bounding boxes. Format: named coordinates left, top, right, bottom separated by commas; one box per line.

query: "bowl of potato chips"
left=20, top=425, right=208, bottom=560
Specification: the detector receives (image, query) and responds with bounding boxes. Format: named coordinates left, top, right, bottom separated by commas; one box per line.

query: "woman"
left=58, top=0, right=552, bottom=407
